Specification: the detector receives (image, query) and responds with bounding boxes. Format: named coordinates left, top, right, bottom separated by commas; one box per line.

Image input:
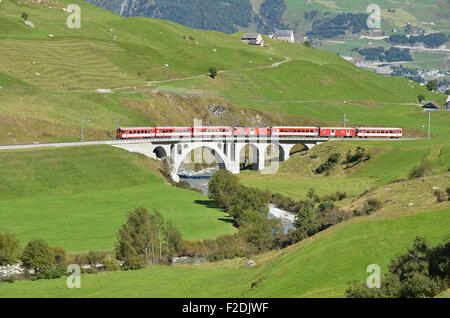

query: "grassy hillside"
left=0, top=0, right=282, bottom=144
left=0, top=146, right=236, bottom=251
left=1, top=205, right=448, bottom=297
left=1, top=0, right=448, bottom=145
left=240, top=139, right=450, bottom=200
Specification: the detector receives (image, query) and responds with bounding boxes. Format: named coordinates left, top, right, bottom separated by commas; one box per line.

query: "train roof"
left=357, top=127, right=402, bottom=130
left=271, top=126, right=318, bottom=128
left=118, top=127, right=154, bottom=130
left=320, top=127, right=356, bottom=130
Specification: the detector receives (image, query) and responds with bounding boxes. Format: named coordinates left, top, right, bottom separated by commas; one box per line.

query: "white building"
left=241, top=33, right=264, bottom=46
left=273, top=30, right=295, bottom=43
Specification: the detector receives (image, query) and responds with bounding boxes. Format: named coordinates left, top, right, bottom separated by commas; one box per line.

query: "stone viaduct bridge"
left=111, top=136, right=329, bottom=182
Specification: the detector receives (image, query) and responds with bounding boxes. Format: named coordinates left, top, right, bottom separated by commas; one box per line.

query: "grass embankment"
left=0, top=146, right=236, bottom=252
left=0, top=206, right=447, bottom=298
left=240, top=139, right=450, bottom=201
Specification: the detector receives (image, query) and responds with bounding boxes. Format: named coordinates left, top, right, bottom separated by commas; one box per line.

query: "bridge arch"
left=171, top=144, right=228, bottom=182
left=153, top=146, right=168, bottom=159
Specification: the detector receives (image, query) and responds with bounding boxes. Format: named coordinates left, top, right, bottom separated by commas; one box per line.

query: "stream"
left=179, top=168, right=297, bottom=233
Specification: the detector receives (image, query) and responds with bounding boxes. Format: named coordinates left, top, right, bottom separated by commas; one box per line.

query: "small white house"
left=241, top=33, right=264, bottom=46
left=273, top=30, right=295, bottom=43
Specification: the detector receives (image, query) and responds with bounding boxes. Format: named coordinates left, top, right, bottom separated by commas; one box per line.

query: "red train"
left=116, top=126, right=402, bottom=139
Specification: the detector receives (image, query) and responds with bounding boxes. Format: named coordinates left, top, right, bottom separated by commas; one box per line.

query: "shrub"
left=0, top=232, right=22, bottom=266
left=103, top=258, right=120, bottom=271
left=74, top=253, right=88, bottom=265
left=122, top=255, right=147, bottom=271
left=86, top=250, right=108, bottom=265
left=446, top=187, right=450, bottom=201
left=209, top=66, right=217, bottom=79
left=51, top=246, right=66, bottom=264
left=434, top=190, right=446, bottom=203
left=31, top=264, right=66, bottom=280
left=21, top=239, right=55, bottom=272
left=315, top=153, right=340, bottom=174
left=0, top=276, right=16, bottom=284
left=408, top=161, right=433, bottom=179
left=346, top=236, right=449, bottom=298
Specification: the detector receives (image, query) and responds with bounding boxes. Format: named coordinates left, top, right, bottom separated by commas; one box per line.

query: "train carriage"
left=233, top=127, right=271, bottom=137
left=192, top=126, right=233, bottom=137
left=357, top=127, right=402, bottom=138
left=319, top=127, right=356, bottom=137
left=116, top=127, right=156, bottom=139
left=271, top=126, right=319, bottom=137
left=155, top=127, right=192, bottom=138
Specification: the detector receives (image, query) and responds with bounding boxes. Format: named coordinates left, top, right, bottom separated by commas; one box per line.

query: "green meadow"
left=1, top=207, right=448, bottom=297
left=0, top=146, right=235, bottom=252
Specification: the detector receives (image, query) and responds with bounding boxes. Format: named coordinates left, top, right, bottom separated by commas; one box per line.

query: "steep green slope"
left=0, top=146, right=235, bottom=251
left=0, top=0, right=280, bottom=144
left=240, top=139, right=450, bottom=200
left=1, top=0, right=448, bottom=145
left=1, top=206, right=448, bottom=297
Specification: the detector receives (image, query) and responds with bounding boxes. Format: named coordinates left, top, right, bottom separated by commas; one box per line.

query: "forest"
left=388, top=33, right=448, bottom=48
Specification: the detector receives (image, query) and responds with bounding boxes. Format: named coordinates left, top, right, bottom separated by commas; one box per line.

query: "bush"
left=51, top=246, right=66, bottom=264
left=434, top=190, right=446, bottom=203
left=74, top=253, right=88, bottom=265
left=315, top=153, right=340, bottom=174
left=209, top=66, right=217, bottom=79
left=346, top=236, right=449, bottom=298
left=408, top=161, right=433, bottom=179
left=446, top=187, right=450, bottom=201
left=122, top=255, right=147, bottom=271
left=0, top=232, right=22, bottom=266
left=86, top=250, right=108, bottom=265
left=103, top=258, right=120, bottom=271
left=0, top=276, right=17, bottom=284
left=21, top=239, right=55, bottom=272
left=31, top=264, right=66, bottom=280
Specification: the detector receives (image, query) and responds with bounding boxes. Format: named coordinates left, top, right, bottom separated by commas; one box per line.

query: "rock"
left=24, top=21, right=35, bottom=28
left=246, top=260, right=256, bottom=268
left=432, top=187, right=441, bottom=190
left=48, top=34, right=54, bottom=37
left=384, top=188, right=391, bottom=191
left=407, top=201, right=414, bottom=207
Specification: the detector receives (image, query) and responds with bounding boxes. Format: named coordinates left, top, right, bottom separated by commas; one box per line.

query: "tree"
left=426, top=80, right=438, bottom=91
left=21, top=12, right=28, bottom=21
left=0, top=232, right=22, bottom=266
left=209, top=66, right=218, bottom=79
left=346, top=236, right=449, bottom=298
left=21, top=239, right=55, bottom=272
left=417, top=95, right=425, bottom=103
left=115, top=207, right=182, bottom=269
left=303, top=41, right=311, bottom=48
left=445, top=89, right=450, bottom=95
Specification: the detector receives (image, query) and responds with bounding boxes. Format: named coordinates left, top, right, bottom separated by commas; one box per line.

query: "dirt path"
left=110, top=54, right=292, bottom=91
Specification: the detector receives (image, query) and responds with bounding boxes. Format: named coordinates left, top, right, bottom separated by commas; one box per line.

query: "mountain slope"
left=0, top=0, right=448, bottom=146
left=85, top=0, right=450, bottom=35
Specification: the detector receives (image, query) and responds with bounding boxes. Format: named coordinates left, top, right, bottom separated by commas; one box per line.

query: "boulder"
left=246, top=260, right=256, bottom=268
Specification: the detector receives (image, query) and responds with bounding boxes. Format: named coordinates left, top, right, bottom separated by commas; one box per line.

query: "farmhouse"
left=273, top=30, right=295, bottom=43
left=422, top=101, right=442, bottom=110
left=241, top=33, right=264, bottom=46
